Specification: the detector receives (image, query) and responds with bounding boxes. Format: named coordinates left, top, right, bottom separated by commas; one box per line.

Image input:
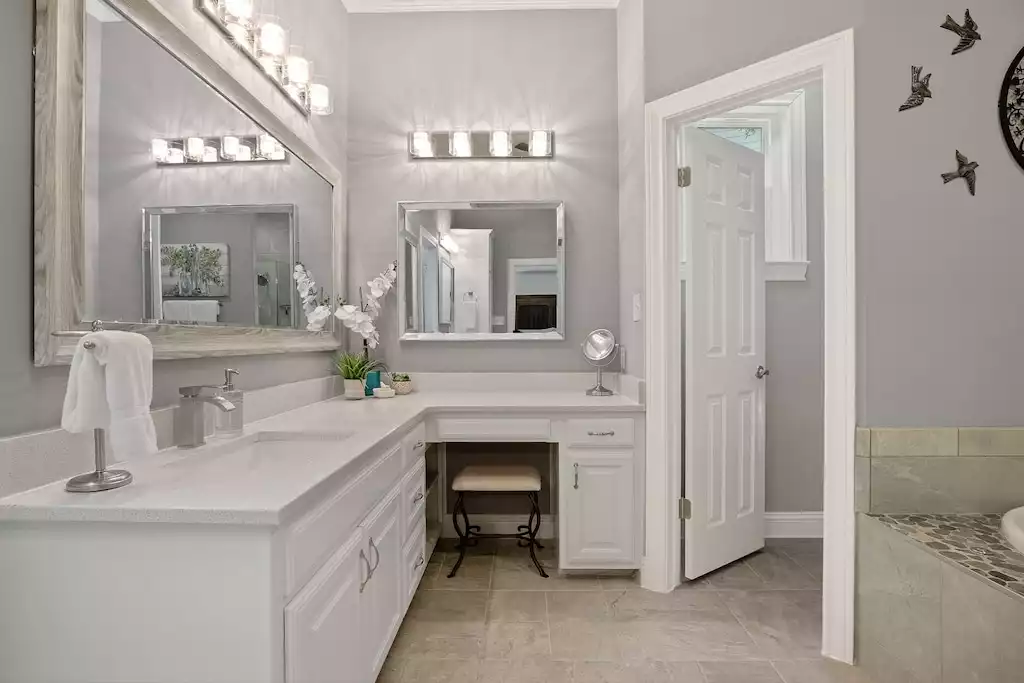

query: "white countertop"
left=0, top=391, right=642, bottom=528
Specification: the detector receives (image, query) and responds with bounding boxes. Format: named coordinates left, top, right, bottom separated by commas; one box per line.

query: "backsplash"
left=856, top=427, right=1024, bottom=514
left=0, top=375, right=340, bottom=499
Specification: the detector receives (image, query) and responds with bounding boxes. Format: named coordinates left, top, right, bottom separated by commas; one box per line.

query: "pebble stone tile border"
left=870, top=512, right=1024, bottom=599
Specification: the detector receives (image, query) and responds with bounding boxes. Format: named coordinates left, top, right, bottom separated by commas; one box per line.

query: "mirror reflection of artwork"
left=82, top=0, right=333, bottom=330
left=398, top=201, right=565, bottom=340
left=160, top=243, right=229, bottom=298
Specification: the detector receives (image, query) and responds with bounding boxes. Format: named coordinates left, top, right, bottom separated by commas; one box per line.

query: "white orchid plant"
left=291, top=261, right=400, bottom=350
left=335, top=261, right=399, bottom=351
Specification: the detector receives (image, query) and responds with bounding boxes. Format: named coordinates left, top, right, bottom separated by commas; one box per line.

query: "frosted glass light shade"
left=185, top=137, right=205, bottom=162
left=151, top=138, right=169, bottom=163
left=166, top=148, right=185, bottom=165
left=226, top=21, right=253, bottom=52
left=490, top=130, right=512, bottom=157
left=258, top=54, right=282, bottom=80
left=221, top=0, right=253, bottom=20
left=285, top=52, right=310, bottom=86
left=236, top=144, right=253, bottom=162
left=257, top=19, right=287, bottom=58
left=203, top=146, right=219, bottom=163
left=529, top=130, right=551, bottom=157
left=257, top=134, right=279, bottom=159
left=221, top=136, right=240, bottom=160
left=450, top=131, right=471, bottom=158
left=411, top=131, right=434, bottom=158
left=309, top=83, right=333, bottom=116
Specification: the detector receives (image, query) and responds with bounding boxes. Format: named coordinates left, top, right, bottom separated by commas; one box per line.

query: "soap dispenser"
left=216, top=368, right=244, bottom=437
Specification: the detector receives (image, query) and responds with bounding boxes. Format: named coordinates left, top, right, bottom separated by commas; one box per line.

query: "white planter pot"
left=344, top=379, right=366, bottom=400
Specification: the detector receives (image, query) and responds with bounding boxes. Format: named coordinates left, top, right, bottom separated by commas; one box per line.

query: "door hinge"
left=679, top=498, right=692, bottom=520
left=677, top=166, right=692, bottom=188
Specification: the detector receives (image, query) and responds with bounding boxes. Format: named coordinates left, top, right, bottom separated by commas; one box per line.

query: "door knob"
left=755, top=365, right=770, bottom=379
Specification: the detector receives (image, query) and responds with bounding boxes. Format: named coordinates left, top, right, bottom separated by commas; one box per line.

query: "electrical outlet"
left=632, top=293, right=642, bottom=322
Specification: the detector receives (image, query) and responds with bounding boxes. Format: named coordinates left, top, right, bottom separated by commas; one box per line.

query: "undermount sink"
left=1000, top=507, right=1024, bottom=555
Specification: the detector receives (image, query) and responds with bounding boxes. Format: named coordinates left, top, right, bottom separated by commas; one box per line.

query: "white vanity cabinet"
left=560, top=449, right=637, bottom=567
left=357, top=487, right=404, bottom=679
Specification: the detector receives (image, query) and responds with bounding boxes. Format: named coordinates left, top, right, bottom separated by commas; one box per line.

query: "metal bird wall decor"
left=942, top=150, right=979, bottom=196
left=899, top=66, right=932, bottom=112
left=999, top=45, right=1024, bottom=172
left=941, top=10, right=981, bottom=55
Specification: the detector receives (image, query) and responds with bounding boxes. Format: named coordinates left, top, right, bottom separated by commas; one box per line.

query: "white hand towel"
left=460, top=300, right=478, bottom=332
left=61, top=331, right=157, bottom=462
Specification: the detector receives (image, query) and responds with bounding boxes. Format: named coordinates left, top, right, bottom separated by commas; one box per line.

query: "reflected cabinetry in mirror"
left=397, top=201, right=565, bottom=342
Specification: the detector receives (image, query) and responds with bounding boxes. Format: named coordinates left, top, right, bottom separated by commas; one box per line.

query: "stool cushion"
left=451, top=465, right=542, bottom=492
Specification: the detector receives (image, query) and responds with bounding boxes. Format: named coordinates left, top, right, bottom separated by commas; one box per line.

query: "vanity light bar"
left=409, top=130, right=554, bottom=160
left=151, top=134, right=288, bottom=166
left=195, top=0, right=332, bottom=118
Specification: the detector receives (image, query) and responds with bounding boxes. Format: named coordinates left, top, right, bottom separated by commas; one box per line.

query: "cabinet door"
left=560, top=449, right=637, bottom=568
left=360, top=485, right=404, bottom=679
left=285, top=530, right=366, bottom=683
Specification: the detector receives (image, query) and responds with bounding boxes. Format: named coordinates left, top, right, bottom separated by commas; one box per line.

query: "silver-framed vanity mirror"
left=397, top=201, right=566, bottom=341
left=33, top=0, right=344, bottom=365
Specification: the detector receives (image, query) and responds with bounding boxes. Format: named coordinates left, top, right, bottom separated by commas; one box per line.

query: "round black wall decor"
left=999, top=45, right=1024, bottom=170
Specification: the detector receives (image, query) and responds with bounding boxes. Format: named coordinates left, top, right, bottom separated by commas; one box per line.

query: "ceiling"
left=343, top=0, right=619, bottom=13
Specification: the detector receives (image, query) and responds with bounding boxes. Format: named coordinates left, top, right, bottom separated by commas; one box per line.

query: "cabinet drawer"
left=435, top=418, right=550, bottom=441
left=285, top=443, right=403, bottom=597
left=403, top=520, right=427, bottom=605
left=403, top=422, right=427, bottom=468
left=564, top=418, right=635, bottom=447
left=401, top=457, right=427, bottom=541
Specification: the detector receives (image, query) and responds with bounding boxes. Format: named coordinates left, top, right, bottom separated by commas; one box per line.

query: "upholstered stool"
left=448, top=465, right=548, bottom=578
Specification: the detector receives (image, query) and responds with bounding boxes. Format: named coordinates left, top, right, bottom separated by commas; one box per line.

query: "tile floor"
left=379, top=539, right=874, bottom=683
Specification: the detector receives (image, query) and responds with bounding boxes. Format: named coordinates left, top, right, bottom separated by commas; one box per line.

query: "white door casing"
left=683, top=128, right=767, bottom=580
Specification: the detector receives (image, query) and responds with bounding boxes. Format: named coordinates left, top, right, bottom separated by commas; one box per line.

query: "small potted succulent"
left=390, top=372, right=414, bottom=396
left=335, top=352, right=385, bottom=400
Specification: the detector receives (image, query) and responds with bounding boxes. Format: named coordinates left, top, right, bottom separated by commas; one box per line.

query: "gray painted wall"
left=764, top=83, right=824, bottom=512
left=348, top=10, right=619, bottom=372
left=93, top=21, right=333, bottom=325
left=643, top=0, right=1024, bottom=427
left=0, top=0, right=347, bottom=453
left=616, top=0, right=646, bottom=377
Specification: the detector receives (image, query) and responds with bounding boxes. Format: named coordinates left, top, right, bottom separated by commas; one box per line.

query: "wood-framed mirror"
left=34, top=0, right=345, bottom=365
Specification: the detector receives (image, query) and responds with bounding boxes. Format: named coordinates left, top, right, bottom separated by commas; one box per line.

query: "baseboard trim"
left=766, top=512, right=824, bottom=538
left=442, top=514, right=556, bottom=540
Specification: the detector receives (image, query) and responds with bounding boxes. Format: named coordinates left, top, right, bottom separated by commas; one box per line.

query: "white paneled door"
left=682, top=127, right=767, bottom=580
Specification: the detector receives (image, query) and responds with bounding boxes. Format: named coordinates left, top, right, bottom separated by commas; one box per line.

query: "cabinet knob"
left=414, top=441, right=426, bottom=451
left=412, top=491, right=425, bottom=504
left=415, top=554, right=425, bottom=568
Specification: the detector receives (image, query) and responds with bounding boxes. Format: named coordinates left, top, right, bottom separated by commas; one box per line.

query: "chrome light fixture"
left=408, top=130, right=554, bottom=160
left=151, top=134, right=288, bottom=166
left=196, top=1, right=331, bottom=118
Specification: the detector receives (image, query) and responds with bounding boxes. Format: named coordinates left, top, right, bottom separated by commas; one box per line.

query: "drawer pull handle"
left=574, top=463, right=579, bottom=490
left=412, top=491, right=425, bottom=504
left=369, top=537, right=381, bottom=573
left=587, top=430, right=616, bottom=437
left=359, top=549, right=372, bottom=593
left=415, top=554, right=425, bottom=568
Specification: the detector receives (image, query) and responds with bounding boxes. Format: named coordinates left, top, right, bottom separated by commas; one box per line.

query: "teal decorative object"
left=365, top=371, right=381, bottom=396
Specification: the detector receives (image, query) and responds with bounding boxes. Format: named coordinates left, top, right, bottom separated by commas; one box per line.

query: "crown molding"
left=343, top=0, right=619, bottom=13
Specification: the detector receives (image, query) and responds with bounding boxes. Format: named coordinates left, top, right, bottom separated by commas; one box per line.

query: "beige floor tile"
left=720, top=591, right=822, bottom=659
left=375, top=653, right=405, bottom=682
left=597, top=572, right=640, bottom=590
left=425, top=554, right=494, bottom=590
left=745, top=548, right=820, bottom=590
left=699, top=661, right=784, bottom=682
left=549, top=618, right=629, bottom=662
left=389, top=619, right=485, bottom=659
left=407, top=589, right=489, bottom=623
left=492, top=556, right=600, bottom=591
left=396, top=657, right=480, bottom=682
left=772, top=659, right=876, bottom=683
left=482, top=621, right=552, bottom=660
left=605, top=586, right=725, bottom=621
left=481, top=658, right=574, bottom=682
left=486, top=590, right=548, bottom=622
left=706, top=559, right=767, bottom=590
left=572, top=661, right=704, bottom=682
left=546, top=591, right=613, bottom=620
left=622, top=611, right=765, bottom=662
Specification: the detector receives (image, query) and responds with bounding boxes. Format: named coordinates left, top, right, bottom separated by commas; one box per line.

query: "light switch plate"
left=632, top=293, right=642, bottom=322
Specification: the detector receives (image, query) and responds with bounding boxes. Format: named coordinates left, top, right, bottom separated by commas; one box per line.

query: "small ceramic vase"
left=344, top=378, right=366, bottom=400
left=392, top=380, right=414, bottom=396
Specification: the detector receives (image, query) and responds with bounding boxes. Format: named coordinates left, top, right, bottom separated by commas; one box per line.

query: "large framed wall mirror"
left=33, top=0, right=343, bottom=365
left=398, top=201, right=565, bottom=341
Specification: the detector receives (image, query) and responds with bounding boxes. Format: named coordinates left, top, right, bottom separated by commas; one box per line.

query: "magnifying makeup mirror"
left=582, top=329, right=618, bottom=396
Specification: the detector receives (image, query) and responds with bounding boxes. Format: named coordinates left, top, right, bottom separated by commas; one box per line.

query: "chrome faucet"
left=175, top=385, right=236, bottom=448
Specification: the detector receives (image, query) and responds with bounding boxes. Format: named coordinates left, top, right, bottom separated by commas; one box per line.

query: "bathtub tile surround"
left=857, top=514, right=1024, bottom=683
left=856, top=426, right=1024, bottom=514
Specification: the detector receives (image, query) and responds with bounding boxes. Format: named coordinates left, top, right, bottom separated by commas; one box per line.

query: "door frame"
left=642, top=29, right=856, bottom=663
